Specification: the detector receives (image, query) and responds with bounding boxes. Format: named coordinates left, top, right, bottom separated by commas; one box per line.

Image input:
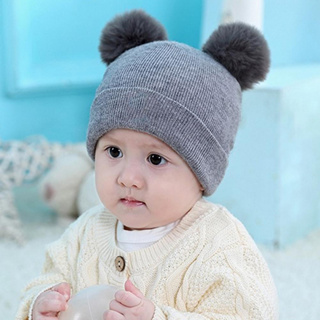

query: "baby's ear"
left=99, top=10, right=168, bottom=65
left=202, top=23, right=270, bottom=90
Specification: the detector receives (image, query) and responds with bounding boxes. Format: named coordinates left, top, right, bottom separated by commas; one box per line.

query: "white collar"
left=116, top=220, right=180, bottom=252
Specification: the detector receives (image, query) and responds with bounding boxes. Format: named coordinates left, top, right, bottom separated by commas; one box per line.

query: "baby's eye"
left=106, top=146, right=123, bottom=158
left=148, top=154, right=167, bottom=166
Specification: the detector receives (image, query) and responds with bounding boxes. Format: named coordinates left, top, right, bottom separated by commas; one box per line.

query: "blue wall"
left=201, top=0, right=320, bottom=67
left=2, top=0, right=319, bottom=142
left=1, top=1, right=319, bottom=245
left=264, top=0, right=320, bottom=67
left=0, top=0, right=203, bottom=142
left=200, top=0, right=320, bottom=246
left=208, top=65, right=320, bottom=247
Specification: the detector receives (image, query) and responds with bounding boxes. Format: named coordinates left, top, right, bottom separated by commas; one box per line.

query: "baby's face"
left=95, top=129, right=203, bottom=230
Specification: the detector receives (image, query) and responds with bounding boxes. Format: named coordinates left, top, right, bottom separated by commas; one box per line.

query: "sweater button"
left=115, top=256, right=126, bottom=272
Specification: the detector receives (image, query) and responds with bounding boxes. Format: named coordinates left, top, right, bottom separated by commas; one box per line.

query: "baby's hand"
left=104, top=279, right=155, bottom=320
left=32, top=282, right=70, bottom=320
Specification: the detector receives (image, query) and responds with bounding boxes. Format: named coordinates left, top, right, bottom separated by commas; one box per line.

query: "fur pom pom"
left=99, top=10, right=167, bottom=65
left=202, top=23, right=270, bottom=90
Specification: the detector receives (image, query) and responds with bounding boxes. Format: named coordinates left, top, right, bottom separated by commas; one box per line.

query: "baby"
left=16, top=10, right=278, bottom=320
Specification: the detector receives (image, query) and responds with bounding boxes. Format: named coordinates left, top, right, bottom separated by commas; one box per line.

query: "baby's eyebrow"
left=142, top=139, right=175, bottom=152
left=145, top=144, right=178, bottom=159
left=99, top=135, right=120, bottom=144
left=99, top=132, right=173, bottom=153
left=145, top=142, right=165, bottom=149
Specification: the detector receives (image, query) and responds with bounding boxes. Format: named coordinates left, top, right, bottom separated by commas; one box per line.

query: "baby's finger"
left=103, top=309, right=125, bottom=320
left=124, top=279, right=144, bottom=299
left=52, top=282, right=71, bottom=300
left=115, top=290, right=141, bottom=307
left=37, top=291, right=68, bottom=313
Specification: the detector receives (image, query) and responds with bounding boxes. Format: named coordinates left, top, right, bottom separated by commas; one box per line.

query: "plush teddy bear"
left=39, top=143, right=101, bottom=218
left=0, top=136, right=64, bottom=242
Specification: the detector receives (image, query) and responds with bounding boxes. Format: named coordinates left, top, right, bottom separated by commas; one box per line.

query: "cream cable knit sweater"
left=16, top=199, right=278, bottom=320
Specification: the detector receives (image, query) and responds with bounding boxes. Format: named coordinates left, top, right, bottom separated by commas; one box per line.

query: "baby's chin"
left=120, top=218, right=162, bottom=231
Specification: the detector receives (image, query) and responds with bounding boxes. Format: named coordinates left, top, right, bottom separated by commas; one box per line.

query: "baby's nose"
left=117, top=163, right=144, bottom=189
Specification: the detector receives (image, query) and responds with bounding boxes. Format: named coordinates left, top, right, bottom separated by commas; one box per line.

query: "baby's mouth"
left=120, top=197, right=145, bottom=207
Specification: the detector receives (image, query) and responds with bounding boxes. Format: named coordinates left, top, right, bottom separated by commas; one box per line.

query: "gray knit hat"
left=87, top=10, right=270, bottom=196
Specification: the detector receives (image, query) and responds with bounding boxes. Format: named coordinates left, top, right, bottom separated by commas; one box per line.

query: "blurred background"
left=0, top=1, right=320, bottom=318
left=1, top=0, right=320, bottom=247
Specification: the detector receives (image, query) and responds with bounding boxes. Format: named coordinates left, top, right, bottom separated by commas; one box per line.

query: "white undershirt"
left=116, top=220, right=180, bottom=252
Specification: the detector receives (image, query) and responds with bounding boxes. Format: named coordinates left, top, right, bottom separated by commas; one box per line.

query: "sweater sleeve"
left=153, top=244, right=278, bottom=320
left=15, top=210, right=93, bottom=320
left=152, top=217, right=278, bottom=320
left=15, top=243, right=70, bottom=320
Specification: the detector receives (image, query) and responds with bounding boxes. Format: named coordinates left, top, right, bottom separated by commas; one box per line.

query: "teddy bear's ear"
left=202, top=23, right=270, bottom=90
left=99, top=10, right=168, bottom=65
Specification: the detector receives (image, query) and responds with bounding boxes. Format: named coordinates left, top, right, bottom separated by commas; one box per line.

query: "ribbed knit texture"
left=87, top=41, right=242, bottom=195
left=16, top=199, right=278, bottom=320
